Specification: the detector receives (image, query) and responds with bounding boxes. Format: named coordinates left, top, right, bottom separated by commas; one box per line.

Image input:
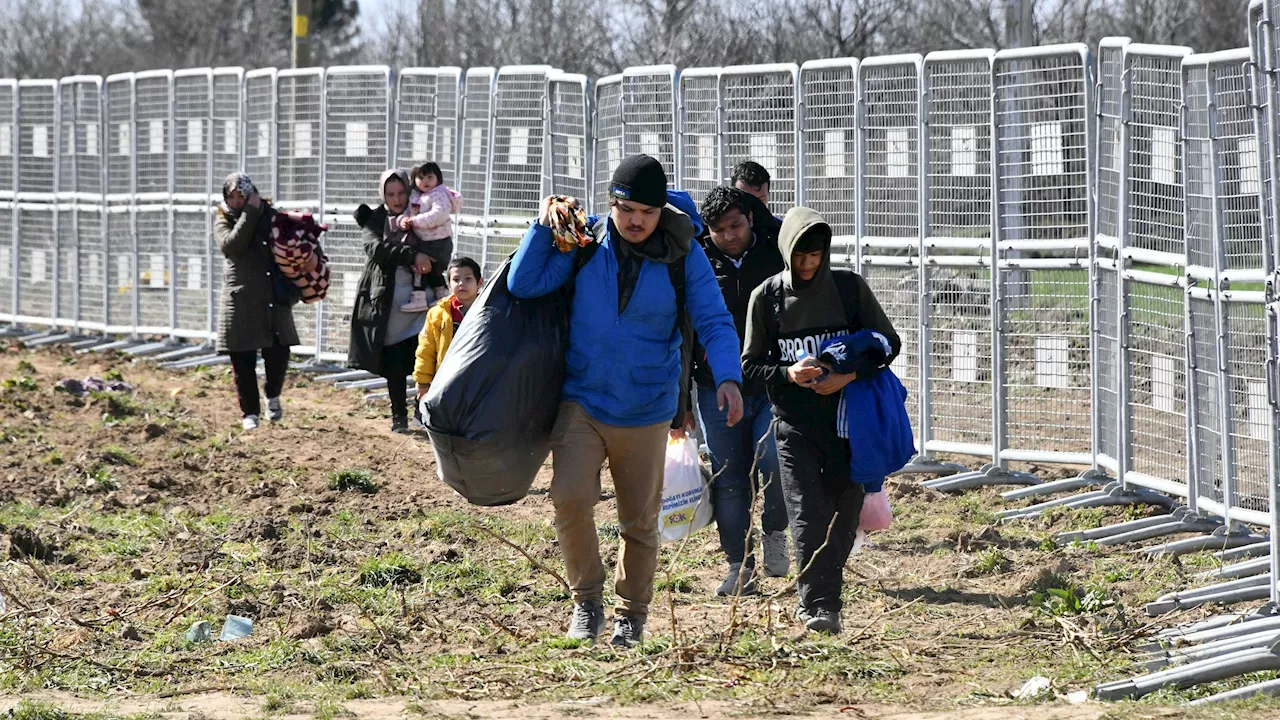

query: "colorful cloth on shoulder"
left=270, top=211, right=331, bottom=304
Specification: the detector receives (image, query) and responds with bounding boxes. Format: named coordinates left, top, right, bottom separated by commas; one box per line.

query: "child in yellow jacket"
left=412, top=257, right=483, bottom=425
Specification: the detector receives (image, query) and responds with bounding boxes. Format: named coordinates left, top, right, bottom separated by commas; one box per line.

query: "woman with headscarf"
left=348, top=169, right=436, bottom=433
left=215, top=172, right=300, bottom=430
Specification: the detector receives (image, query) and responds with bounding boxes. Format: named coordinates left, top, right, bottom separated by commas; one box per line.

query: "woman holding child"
left=347, top=169, right=437, bottom=433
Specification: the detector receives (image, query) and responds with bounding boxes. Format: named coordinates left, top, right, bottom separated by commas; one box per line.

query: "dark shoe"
left=566, top=600, right=606, bottom=641
left=762, top=530, right=790, bottom=577
left=610, top=614, right=645, bottom=648
left=715, top=562, right=759, bottom=597
left=802, top=606, right=842, bottom=635
left=391, top=416, right=409, bottom=434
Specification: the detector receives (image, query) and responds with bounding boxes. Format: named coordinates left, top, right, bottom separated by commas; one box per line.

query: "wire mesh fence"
left=0, top=52, right=1276, bottom=570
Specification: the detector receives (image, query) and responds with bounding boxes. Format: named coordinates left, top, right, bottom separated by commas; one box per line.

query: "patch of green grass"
left=103, top=368, right=125, bottom=382
left=655, top=573, right=695, bottom=593
left=42, top=450, right=64, bottom=466
left=358, top=552, right=422, bottom=587
left=92, top=390, right=141, bottom=422
left=101, top=445, right=139, bottom=466
left=83, top=465, right=120, bottom=493
left=15, top=360, right=37, bottom=374
left=1102, top=567, right=1134, bottom=583
left=1033, top=583, right=1114, bottom=617
left=953, top=493, right=998, bottom=526
left=326, top=468, right=377, bottom=494
left=969, top=548, right=1013, bottom=577
left=3, top=375, right=39, bottom=391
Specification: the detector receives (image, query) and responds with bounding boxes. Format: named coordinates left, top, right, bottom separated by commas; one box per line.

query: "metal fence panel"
left=173, top=205, right=211, bottom=340
left=58, top=77, right=103, bottom=197
left=17, top=80, right=58, bottom=198
left=133, top=71, right=172, bottom=200
left=490, top=66, right=550, bottom=227
left=0, top=203, right=12, bottom=322
left=394, top=67, right=463, bottom=184
left=77, top=204, right=106, bottom=331
left=920, top=50, right=995, bottom=459
left=0, top=80, right=15, bottom=199
left=992, top=44, right=1095, bottom=467
left=678, top=68, right=721, bottom=207
left=549, top=73, right=589, bottom=201
left=277, top=68, right=324, bottom=209
left=320, top=219, right=362, bottom=360
left=623, top=67, right=679, bottom=177
left=721, top=64, right=799, bottom=215
left=174, top=69, right=213, bottom=200
left=105, top=75, right=134, bottom=200
left=1120, top=45, right=1192, bottom=496
left=1094, top=38, right=1129, bottom=473
left=55, top=203, right=74, bottom=324
left=798, top=59, right=857, bottom=255
left=1208, top=50, right=1272, bottom=526
left=213, top=68, right=244, bottom=190
left=15, top=203, right=54, bottom=323
left=105, top=205, right=132, bottom=332
left=244, top=69, right=277, bottom=199
left=134, top=203, right=171, bottom=335
left=324, top=66, right=390, bottom=212
left=592, top=75, right=622, bottom=213
left=459, top=68, right=495, bottom=271
left=859, top=55, right=923, bottom=439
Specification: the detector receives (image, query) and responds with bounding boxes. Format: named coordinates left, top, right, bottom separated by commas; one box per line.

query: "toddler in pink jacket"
left=398, top=161, right=463, bottom=312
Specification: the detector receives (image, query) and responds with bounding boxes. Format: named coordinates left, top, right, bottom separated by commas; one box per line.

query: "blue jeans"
left=697, top=387, right=788, bottom=567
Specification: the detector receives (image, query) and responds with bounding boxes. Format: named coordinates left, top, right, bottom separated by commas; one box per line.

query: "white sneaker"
left=242, top=415, right=260, bottom=430
left=762, top=530, right=790, bottom=577
left=267, top=397, right=283, bottom=422
left=400, top=290, right=431, bottom=313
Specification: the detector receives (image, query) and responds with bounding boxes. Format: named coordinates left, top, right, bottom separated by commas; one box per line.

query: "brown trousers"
left=550, top=402, right=670, bottom=619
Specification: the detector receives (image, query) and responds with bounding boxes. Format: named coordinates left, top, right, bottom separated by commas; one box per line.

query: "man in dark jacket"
left=742, top=207, right=900, bottom=635
left=687, top=187, right=789, bottom=597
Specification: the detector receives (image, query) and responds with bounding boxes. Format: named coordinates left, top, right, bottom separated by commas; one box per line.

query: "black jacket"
left=691, top=229, right=785, bottom=397
left=347, top=204, right=420, bottom=374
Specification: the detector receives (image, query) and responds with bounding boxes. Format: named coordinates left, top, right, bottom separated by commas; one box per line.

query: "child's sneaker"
left=400, top=290, right=431, bottom=313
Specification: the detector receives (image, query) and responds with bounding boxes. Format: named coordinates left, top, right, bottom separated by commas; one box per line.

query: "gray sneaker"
left=566, top=600, right=606, bottom=641
left=762, top=530, right=790, bottom=577
left=266, top=397, right=283, bottom=422
left=802, top=606, right=842, bottom=635
left=610, top=614, right=645, bottom=648
left=241, top=415, right=260, bottom=430
left=715, top=562, right=759, bottom=597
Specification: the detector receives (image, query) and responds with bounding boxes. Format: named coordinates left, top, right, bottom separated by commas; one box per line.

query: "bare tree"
left=0, top=0, right=147, bottom=79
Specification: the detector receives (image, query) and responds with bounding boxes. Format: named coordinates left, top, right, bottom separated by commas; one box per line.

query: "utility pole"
left=1004, top=0, right=1034, bottom=49
left=292, top=0, right=313, bottom=68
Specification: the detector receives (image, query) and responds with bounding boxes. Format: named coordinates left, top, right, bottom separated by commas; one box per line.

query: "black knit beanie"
left=609, top=155, right=668, bottom=208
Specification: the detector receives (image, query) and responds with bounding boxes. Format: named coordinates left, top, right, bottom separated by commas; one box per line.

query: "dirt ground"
left=0, top=342, right=1276, bottom=720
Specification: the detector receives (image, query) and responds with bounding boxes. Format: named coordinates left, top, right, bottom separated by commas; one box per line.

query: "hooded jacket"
left=507, top=199, right=742, bottom=428
left=347, top=169, right=423, bottom=374
left=742, top=207, right=901, bottom=430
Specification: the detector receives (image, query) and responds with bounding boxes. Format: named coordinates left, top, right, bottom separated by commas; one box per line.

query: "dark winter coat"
left=215, top=201, right=300, bottom=354
left=346, top=203, right=422, bottom=374
left=690, top=230, right=785, bottom=396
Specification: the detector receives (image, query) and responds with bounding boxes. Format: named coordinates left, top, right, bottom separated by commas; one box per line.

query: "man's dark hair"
left=700, top=186, right=754, bottom=228
left=411, top=161, right=445, bottom=186
left=447, top=256, right=482, bottom=280
left=731, top=160, right=771, bottom=188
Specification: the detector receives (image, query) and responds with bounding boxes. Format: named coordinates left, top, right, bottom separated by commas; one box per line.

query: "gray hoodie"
left=741, top=206, right=900, bottom=428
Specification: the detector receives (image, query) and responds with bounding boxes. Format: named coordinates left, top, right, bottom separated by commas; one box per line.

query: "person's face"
left=416, top=173, right=439, bottom=193
left=226, top=190, right=247, bottom=211
left=449, top=266, right=480, bottom=305
left=708, top=207, right=753, bottom=259
left=734, top=180, right=768, bottom=205
left=610, top=199, right=662, bottom=244
left=384, top=178, right=408, bottom=214
left=792, top=249, right=824, bottom=282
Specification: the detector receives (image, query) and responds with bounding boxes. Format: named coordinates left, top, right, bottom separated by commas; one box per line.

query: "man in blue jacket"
left=508, top=155, right=744, bottom=648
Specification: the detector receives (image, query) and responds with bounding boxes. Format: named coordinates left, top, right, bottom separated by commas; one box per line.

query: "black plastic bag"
left=424, top=259, right=570, bottom=506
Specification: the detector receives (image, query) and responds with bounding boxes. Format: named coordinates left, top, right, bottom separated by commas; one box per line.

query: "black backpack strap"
left=669, top=256, right=693, bottom=429
left=831, top=270, right=861, bottom=326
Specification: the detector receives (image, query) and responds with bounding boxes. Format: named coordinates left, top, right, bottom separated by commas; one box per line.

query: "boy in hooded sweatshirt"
left=741, top=207, right=901, bottom=634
